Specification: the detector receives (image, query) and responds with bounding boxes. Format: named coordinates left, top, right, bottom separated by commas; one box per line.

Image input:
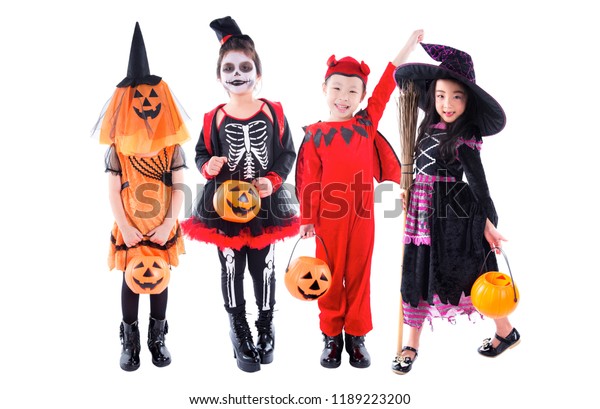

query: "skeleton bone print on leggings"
left=219, top=244, right=276, bottom=312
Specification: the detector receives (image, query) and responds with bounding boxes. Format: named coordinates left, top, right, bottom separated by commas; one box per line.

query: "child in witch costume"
left=95, top=22, right=189, bottom=371
left=295, top=29, right=424, bottom=369
left=391, top=43, right=519, bottom=375
left=181, top=16, right=298, bottom=373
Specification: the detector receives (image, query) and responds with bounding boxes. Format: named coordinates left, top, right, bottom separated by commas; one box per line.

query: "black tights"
left=121, top=273, right=168, bottom=324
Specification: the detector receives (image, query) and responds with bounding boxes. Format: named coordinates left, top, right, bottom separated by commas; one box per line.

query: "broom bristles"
left=398, top=80, right=419, bottom=192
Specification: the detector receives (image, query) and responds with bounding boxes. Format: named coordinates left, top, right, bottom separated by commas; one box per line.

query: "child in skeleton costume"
left=295, top=30, right=424, bottom=369
left=181, top=16, right=298, bottom=373
left=391, top=43, right=519, bottom=375
left=95, top=23, right=189, bottom=371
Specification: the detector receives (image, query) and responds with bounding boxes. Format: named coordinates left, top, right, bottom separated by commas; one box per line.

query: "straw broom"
left=395, top=80, right=419, bottom=360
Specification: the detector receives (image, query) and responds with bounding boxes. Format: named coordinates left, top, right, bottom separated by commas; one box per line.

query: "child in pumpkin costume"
left=391, top=43, right=519, bottom=375
left=295, top=29, right=424, bottom=369
left=181, top=17, right=298, bottom=373
left=95, top=22, right=189, bottom=371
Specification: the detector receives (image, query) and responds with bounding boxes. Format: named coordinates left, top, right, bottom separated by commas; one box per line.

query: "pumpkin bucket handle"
left=479, top=247, right=517, bottom=303
left=123, top=239, right=173, bottom=270
left=285, top=235, right=330, bottom=272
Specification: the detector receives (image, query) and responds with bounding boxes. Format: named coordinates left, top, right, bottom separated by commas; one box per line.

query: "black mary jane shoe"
left=478, top=328, right=521, bottom=358
left=391, top=346, right=418, bottom=375
left=321, top=333, right=343, bottom=369
left=344, top=333, right=371, bottom=368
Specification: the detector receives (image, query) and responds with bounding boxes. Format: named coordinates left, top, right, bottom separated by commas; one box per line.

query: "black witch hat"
left=116, top=22, right=162, bottom=88
left=394, top=43, right=506, bottom=136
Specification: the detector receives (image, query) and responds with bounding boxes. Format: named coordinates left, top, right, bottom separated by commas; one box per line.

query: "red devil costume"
left=295, top=56, right=400, bottom=365
left=95, top=22, right=189, bottom=371
left=181, top=16, right=298, bottom=373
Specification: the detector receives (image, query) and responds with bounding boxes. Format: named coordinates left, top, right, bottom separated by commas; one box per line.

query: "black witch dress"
left=401, top=123, right=499, bottom=328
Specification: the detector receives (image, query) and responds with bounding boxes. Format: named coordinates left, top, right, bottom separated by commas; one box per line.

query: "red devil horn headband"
left=325, top=55, right=370, bottom=85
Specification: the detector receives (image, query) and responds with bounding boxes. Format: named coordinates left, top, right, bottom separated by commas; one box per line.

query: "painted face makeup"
left=220, top=51, right=257, bottom=94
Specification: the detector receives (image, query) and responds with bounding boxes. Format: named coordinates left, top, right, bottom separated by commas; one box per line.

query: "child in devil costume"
left=94, top=22, right=190, bottom=371
left=295, top=29, right=424, bottom=369
left=391, top=43, right=518, bottom=375
left=181, top=16, right=298, bottom=373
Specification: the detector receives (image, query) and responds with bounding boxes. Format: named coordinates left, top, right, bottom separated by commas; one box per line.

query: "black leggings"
left=218, top=244, right=276, bottom=314
left=121, top=273, right=168, bottom=324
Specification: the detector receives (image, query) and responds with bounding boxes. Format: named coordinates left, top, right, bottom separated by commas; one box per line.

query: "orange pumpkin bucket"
left=285, top=236, right=332, bottom=301
left=471, top=248, right=519, bottom=319
left=125, top=255, right=171, bottom=295
left=213, top=180, right=261, bottom=223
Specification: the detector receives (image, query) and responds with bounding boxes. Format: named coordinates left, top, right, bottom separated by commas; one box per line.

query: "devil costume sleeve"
left=182, top=99, right=299, bottom=250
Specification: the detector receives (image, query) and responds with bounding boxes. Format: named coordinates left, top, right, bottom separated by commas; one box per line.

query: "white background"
left=1, top=0, right=597, bottom=408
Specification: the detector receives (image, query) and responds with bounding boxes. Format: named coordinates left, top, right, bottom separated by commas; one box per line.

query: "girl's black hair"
left=216, top=36, right=262, bottom=79
left=416, top=78, right=481, bottom=163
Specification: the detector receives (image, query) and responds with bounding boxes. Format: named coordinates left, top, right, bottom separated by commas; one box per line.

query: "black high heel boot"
left=229, top=311, right=261, bottom=372
left=255, top=310, right=275, bottom=364
left=120, top=321, right=141, bottom=371
left=148, top=317, right=171, bottom=367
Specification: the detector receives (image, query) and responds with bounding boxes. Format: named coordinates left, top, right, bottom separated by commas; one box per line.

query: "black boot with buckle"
left=148, top=316, right=171, bottom=367
left=229, top=311, right=261, bottom=372
left=120, top=321, right=141, bottom=371
left=255, top=310, right=275, bottom=364
left=321, top=333, right=344, bottom=368
left=345, top=333, right=371, bottom=368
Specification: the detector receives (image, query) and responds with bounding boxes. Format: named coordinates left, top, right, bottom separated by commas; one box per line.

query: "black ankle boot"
left=229, top=311, right=261, bottom=372
left=345, top=333, right=371, bottom=368
left=120, top=321, right=141, bottom=371
left=255, top=310, right=275, bottom=364
left=148, top=317, right=171, bottom=367
left=321, top=333, right=343, bottom=368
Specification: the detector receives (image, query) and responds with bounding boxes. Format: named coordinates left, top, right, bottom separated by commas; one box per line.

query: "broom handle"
left=396, top=187, right=410, bottom=356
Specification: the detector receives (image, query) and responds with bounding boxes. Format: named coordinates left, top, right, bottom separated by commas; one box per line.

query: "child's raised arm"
left=392, top=29, right=424, bottom=67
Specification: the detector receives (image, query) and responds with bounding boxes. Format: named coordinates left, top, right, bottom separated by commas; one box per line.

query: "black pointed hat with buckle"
left=116, top=22, right=162, bottom=88
left=209, top=16, right=253, bottom=45
left=394, top=43, right=506, bottom=136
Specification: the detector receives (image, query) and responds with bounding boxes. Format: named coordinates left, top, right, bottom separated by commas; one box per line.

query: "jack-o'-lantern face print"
left=96, top=23, right=190, bottom=155
left=133, top=85, right=162, bottom=120
left=298, top=270, right=330, bottom=300
left=285, top=256, right=332, bottom=301
left=125, top=256, right=170, bottom=295
left=213, top=180, right=261, bottom=223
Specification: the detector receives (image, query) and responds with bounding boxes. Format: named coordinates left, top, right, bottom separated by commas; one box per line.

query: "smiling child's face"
left=434, top=78, right=468, bottom=124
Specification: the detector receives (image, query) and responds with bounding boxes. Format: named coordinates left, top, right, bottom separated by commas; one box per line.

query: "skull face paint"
left=220, top=51, right=257, bottom=94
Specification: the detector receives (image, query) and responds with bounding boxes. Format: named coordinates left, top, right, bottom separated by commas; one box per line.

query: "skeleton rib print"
left=225, top=120, right=269, bottom=179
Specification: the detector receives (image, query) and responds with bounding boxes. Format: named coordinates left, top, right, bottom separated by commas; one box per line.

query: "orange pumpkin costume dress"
left=105, top=144, right=186, bottom=272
